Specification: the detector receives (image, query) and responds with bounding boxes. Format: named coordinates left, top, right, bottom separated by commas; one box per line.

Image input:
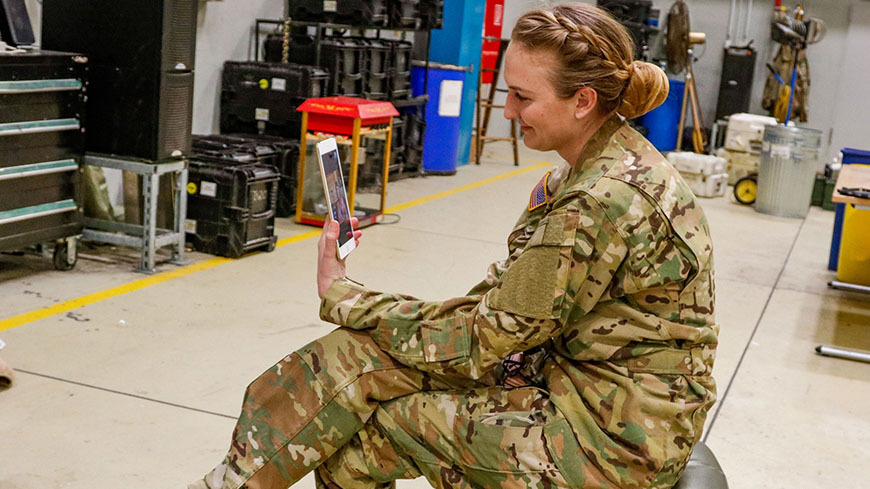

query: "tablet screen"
left=321, top=149, right=354, bottom=246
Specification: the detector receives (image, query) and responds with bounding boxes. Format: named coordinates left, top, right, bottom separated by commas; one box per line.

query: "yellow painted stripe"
left=276, top=229, right=321, bottom=248
left=0, top=156, right=554, bottom=332
left=0, top=257, right=231, bottom=332
left=386, top=160, right=550, bottom=214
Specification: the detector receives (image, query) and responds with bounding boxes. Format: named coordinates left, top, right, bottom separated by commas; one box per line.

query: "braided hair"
left=511, top=3, right=668, bottom=119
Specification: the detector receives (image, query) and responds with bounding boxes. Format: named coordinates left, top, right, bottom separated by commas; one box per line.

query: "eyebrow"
left=508, top=84, right=532, bottom=95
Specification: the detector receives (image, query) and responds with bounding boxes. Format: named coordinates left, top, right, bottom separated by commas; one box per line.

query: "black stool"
left=674, top=441, right=729, bottom=489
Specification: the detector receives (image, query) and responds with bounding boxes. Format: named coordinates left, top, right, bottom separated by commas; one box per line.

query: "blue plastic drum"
left=411, top=62, right=468, bottom=175
left=640, top=79, right=685, bottom=152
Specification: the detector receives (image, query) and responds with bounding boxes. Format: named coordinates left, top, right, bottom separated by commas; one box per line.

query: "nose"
left=503, top=94, right=518, bottom=120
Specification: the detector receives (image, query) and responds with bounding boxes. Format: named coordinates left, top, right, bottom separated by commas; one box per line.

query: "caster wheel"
left=734, top=175, right=758, bottom=205
left=53, top=242, right=77, bottom=271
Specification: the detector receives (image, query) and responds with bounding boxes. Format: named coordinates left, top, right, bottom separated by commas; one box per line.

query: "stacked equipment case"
left=221, top=61, right=328, bottom=138
left=187, top=138, right=283, bottom=258
left=193, top=134, right=300, bottom=218
left=263, top=34, right=413, bottom=104
left=288, top=0, right=442, bottom=29
left=0, top=51, right=87, bottom=270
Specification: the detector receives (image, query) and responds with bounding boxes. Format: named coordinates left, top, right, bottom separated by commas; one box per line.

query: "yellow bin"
left=837, top=203, right=870, bottom=286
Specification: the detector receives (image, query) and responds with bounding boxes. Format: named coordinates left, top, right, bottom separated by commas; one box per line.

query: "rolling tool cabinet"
left=0, top=51, right=87, bottom=270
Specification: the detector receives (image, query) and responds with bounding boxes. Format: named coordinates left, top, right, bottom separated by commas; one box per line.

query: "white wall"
left=830, top=2, right=870, bottom=157
left=493, top=0, right=859, bottom=162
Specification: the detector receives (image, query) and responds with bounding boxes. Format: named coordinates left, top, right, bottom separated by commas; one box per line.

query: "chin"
left=521, top=131, right=535, bottom=147
left=522, top=133, right=548, bottom=152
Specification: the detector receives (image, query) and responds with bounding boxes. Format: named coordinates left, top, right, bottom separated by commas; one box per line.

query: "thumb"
left=321, top=219, right=340, bottom=253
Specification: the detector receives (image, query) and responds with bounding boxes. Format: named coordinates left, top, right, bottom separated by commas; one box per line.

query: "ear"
left=572, top=87, right=598, bottom=119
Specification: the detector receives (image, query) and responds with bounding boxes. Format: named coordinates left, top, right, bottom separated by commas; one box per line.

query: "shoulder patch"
left=529, top=171, right=551, bottom=211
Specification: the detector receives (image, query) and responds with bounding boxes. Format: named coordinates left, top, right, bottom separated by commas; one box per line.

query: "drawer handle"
left=0, top=159, right=77, bottom=181
left=0, top=199, right=77, bottom=226
left=0, top=119, right=80, bottom=137
left=0, top=79, right=82, bottom=94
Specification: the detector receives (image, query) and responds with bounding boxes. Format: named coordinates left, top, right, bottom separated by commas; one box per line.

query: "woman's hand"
left=317, top=217, right=362, bottom=298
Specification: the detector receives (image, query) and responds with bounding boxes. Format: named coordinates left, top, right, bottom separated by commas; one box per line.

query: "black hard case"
left=289, top=0, right=389, bottom=27
left=220, top=61, right=328, bottom=138
left=186, top=153, right=281, bottom=258
left=193, top=134, right=300, bottom=218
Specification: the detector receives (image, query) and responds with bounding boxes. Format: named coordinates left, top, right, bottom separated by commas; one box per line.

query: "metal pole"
left=784, top=47, right=800, bottom=125
left=295, top=112, right=309, bottom=224
left=139, top=172, right=159, bottom=274
left=743, top=0, right=754, bottom=45
left=726, top=0, right=737, bottom=46
left=348, top=118, right=362, bottom=218
left=380, top=120, right=393, bottom=213
left=172, top=165, right=188, bottom=265
left=816, top=345, right=870, bottom=364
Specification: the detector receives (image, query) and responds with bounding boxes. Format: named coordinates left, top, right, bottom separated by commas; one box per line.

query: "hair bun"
left=617, top=61, right=669, bottom=119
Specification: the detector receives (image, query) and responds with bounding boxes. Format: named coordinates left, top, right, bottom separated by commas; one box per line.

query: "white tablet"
left=316, top=138, right=356, bottom=259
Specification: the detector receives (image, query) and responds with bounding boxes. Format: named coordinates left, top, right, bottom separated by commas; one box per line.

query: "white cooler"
left=666, top=152, right=729, bottom=198
left=724, top=113, right=780, bottom=154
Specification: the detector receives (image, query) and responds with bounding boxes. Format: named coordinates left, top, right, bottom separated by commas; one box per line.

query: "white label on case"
left=271, top=78, right=286, bottom=91
left=438, top=79, right=463, bottom=117
left=324, top=0, right=337, bottom=12
left=184, top=219, right=197, bottom=234
left=255, top=108, right=270, bottom=121
left=201, top=181, right=217, bottom=198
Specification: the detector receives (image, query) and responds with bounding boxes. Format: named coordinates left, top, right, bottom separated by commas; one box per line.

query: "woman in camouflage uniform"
left=192, top=4, right=717, bottom=489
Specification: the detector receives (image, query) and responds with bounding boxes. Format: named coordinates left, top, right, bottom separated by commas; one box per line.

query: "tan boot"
left=0, top=356, right=13, bottom=389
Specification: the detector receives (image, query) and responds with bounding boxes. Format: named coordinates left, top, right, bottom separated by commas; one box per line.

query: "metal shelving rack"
left=81, top=155, right=188, bottom=274
left=252, top=18, right=432, bottom=104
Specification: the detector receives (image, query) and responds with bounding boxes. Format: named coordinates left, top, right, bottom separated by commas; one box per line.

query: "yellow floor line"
left=0, top=157, right=552, bottom=333
left=0, top=257, right=231, bottom=332
left=386, top=160, right=550, bottom=214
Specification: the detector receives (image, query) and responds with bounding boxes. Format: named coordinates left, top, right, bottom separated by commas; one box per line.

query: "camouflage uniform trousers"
left=191, top=328, right=579, bottom=489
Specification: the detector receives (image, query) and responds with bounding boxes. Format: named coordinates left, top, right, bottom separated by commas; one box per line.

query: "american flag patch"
left=528, top=171, right=551, bottom=211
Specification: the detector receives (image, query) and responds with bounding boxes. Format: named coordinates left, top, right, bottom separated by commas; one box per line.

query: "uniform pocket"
left=454, top=410, right=559, bottom=474
left=421, top=317, right=470, bottom=363
left=375, top=317, right=470, bottom=366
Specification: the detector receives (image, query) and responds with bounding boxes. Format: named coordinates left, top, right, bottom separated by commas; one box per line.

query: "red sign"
left=481, top=0, right=505, bottom=84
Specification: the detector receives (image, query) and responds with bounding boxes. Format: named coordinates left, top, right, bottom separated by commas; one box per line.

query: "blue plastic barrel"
left=640, top=80, right=685, bottom=152
left=828, top=147, right=870, bottom=270
left=411, top=62, right=468, bottom=175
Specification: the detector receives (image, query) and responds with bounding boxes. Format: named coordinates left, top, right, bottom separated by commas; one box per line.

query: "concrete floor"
left=1, top=144, right=868, bottom=489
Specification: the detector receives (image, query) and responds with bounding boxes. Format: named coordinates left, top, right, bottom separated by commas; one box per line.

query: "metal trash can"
left=756, top=125, right=822, bottom=218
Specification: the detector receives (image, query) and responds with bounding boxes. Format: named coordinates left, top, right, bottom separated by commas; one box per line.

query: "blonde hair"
left=511, top=3, right=668, bottom=119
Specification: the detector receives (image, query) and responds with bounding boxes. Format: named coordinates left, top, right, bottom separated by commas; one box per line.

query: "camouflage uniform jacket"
left=320, top=116, right=718, bottom=488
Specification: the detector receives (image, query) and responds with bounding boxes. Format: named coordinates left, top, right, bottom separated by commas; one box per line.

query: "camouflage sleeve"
left=319, top=195, right=627, bottom=378
left=464, top=259, right=508, bottom=296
